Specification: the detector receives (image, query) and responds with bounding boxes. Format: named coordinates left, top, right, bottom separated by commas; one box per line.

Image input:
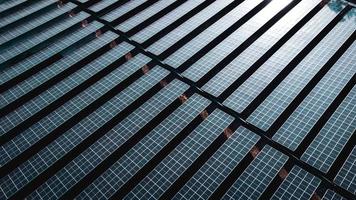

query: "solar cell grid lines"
left=0, top=20, right=104, bottom=85
left=0, top=0, right=355, bottom=199
left=272, top=166, right=321, bottom=199
left=322, top=190, right=347, bottom=200
left=335, top=147, right=356, bottom=194
left=173, top=127, right=260, bottom=200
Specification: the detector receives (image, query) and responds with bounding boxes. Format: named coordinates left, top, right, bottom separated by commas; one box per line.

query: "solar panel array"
left=0, top=0, right=355, bottom=199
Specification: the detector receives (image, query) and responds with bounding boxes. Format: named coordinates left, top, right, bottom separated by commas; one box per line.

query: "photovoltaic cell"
left=0, top=10, right=89, bottom=65
left=147, top=0, right=234, bottom=55
left=271, top=39, right=356, bottom=150
left=182, top=0, right=292, bottom=82
left=0, top=32, right=121, bottom=134
left=77, top=94, right=210, bottom=199
left=163, top=0, right=263, bottom=69
left=100, top=0, right=146, bottom=21
left=0, top=0, right=26, bottom=13
left=247, top=10, right=355, bottom=132
left=125, top=110, right=234, bottom=200
left=130, top=0, right=205, bottom=44
left=0, top=66, right=169, bottom=199
left=223, top=146, right=288, bottom=199
left=335, top=147, right=356, bottom=194
left=76, top=0, right=89, bottom=3
left=302, top=84, right=356, bottom=172
left=0, top=53, right=149, bottom=166
left=0, top=21, right=103, bottom=85
left=0, top=0, right=53, bottom=29
left=223, top=4, right=341, bottom=113
left=173, top=127, right=259, bottom=200
left=88, top=0, right=123, bottom=12
left=322, top=190, right=346, bottom=200
left=272, top=166, right=321, bottom=199
left=0, top=31, right=119, bottom=109
left=202, top=0, right=321, bottom=96
left=115, top=0, right=176, bottom=32
left=0, top=2, right=76, bottom=46
left=29, top=79, right=190, bottom=199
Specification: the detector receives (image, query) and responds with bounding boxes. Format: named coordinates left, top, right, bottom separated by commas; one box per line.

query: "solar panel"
left=322, top=190, right=347, bottom=200
left=115, top=0, right=176, bottom=33
left=223, top=146, right=288, bottom=199
left=78, top=94, right=211, bottom=199
left=0, top=53, right=150, bottom=166
left=0, top=0, right=27, bottom=13
left=272, top=166, right=321, bottom=199
left=270, top=38, right=355, bottom=150
left=181, top=0, right=293, bottom=82
left=0, top=2, right=76, bottom=47
left=173, top=127, right=260, bottom=200
left=0, top=66, right=170, bottom=199
left=202, top=0, right=321, bottom=96
left=99, top=0, right=146, bottom=20
left=0, top=21, right=104, bottom=85
left=130, top=0, right=205, bottom=43
left=223, top=3, right=342, bottom=113
left=0, top=7, right=86, bottom=66
left=28, top=79, right=191, bottom=199
left=0, top=0, right=53, bottom=29
left=163, top=0, right=263, bottom=69
left=125, top=110, right=234, bottom=199
left=174, top=127, right=259, bottom=199
left=247, top=10, right=355, bottom=132
left=0, top=0, right=355, bottom=199
left=0, top=32, right=124, bottom=133
left=147, top=0, right=234, bottom=55
left=335, top=147, right=356, bottom=194
left=301, top=83, right=356, bottom=172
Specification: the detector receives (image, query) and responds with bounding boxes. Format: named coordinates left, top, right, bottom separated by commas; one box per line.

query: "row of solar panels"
left=0, top=0, right=355, bottom=199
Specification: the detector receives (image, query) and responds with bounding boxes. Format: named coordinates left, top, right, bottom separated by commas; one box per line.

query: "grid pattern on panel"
left=0, top=0, right=26, bottom=13
left=163, top=0, right=263, bottom=69
left=223, top=5, right=340, bottom=113
left=0, top=2, right=76, bottom=46
left=28, top=79, right=190, bottom=199
left=0, top=21, right=103, bottom=85
left=87, top=0, right=117, bottom=12
left=0, top=0, right=53, bottom=29
left=0, top=32, right=122, bottom=134
left=302, top=84, right=356, bottom=173
left=0, top=66, right=169, bottom=199
left=223, top=146, right=288, bottom=200
left=116, top=0, right=176, bottom=32
left=202, top=0, right=321, bottom=97
left=124, top=110, right=234, bottom=200
left=131, top=0, right=205, bottom=44
left=147, top=0, right=234, bottom=55
left=88, top=0, right=123, bottom=12
left=322, top=190, right=346, bottom=200
left=335, top=147, right=356, bottom=194
left=0, top=53, right=150, bottom=167
left=1, top=1, right=356, bottom=200
left=272, top=40, right=356, bottom=150
left=0, top=31, right=123, bottom=109
left=173, top=127, right=260, bottom=200
left=182, top=0, right=292, bottom=82
left=247, top=14, right=355, bottom=131
left=0, top=5, right=85, bottom=64
left=78, top=94, right=210, bottom=199
left=272, top=166, right=321, bottom=200
left=100, top=0, right=146, bottom=21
